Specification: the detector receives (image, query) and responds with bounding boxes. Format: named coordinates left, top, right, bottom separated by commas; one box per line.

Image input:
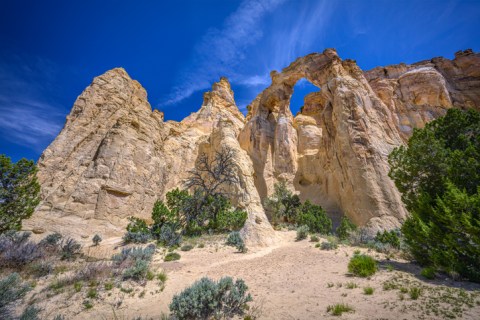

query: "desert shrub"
left=60, top=238, right=82, bottom=260
left=0, top=155, right=40, bottom=234
left=180, top=244, right=194, bottom=251
left=123, top=231, right=151, bottom=244
left=320, top=238, right=338, bottom=250
left=336, top=216, right=357, bottom=240
left=39, top=232, right=62, bottom=249
left=348, top=227, right=372, bottom=246
left=226, top=231, right=246, bottom=253
left=326, top=303, right=355, bottom=316
left=164, top=252, right=181, bottom=262
left=374, top=229, right=401, bottom=249
left=363, top=286, right=374, bottom=295
left=123, top=260, right=149, bottom=280
left=0, top=239, right=43, bottom=268
left=112, top=245, right=155, bottom=267
left=409, top=287, right=422, bottom=300
left=0, top=273, right=31, bottom=319
left=92, top=234, right=102, bottom=246
left=76, top=262, right=113, bottom=282
left=264, top=181, right=301, bottom=224
left=29, top=260, right=53, bottom=277
left=297, top=200, right=332, bottom=234
left=310, top=235, right=319, bottom=242
left=296, top=225, right=309, bottom=241
left=169, top=277, right=252, bottom=319
left=158, top=223, right=182, bottom=247
left=348, top=254, right=377, bottom=277
left=389, top=108, right=480, bottom=282
left=19, top=305, right=41, bottom=320
left=420, top=267, right=436, bottom=280
left=216, top=208, right=247, bottom=231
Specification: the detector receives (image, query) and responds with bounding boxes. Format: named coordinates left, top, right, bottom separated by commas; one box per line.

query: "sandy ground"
left=23, top=231, right=480, bottom=320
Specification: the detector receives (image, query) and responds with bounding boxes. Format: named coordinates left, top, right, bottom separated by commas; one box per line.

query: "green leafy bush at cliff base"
left=389, top=108, right=480, bottom=282
left=336, top=216, right=357, bottom=240
left=348, top=254, right=377, bottom=277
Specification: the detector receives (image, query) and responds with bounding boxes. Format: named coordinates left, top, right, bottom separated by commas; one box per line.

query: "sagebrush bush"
left=123, top=260, right=149, bottom=280
left=0, top=238, right=43, bottom=268
left=158, top=223, right=182, bottom=247
left=29, top=260, right=53, bottom=277
left=180, top=244, right=193, bottom=251
left=310, top=235, right=319, bottom=242
left=348, top=254, right=377, bottom=277
left=0, top=273, right=31, bottom=319
left=123, top=231, right=151, bottom=244
left=164, top=252, right=181, bottom=262
left=170, top=277, right=252, bottom=320
left=112, top=245, right=155, bottom=267
left=39, top=232, right=62, bottom=250
left=60, top=238, right=82, bottom=260
left=226, top=231, right=246, bottom=253
left=19, top=305, right=41, bottom=320
left=296, top=225, right=309, bottom=241
left=320, top=240, right=338, bottom=251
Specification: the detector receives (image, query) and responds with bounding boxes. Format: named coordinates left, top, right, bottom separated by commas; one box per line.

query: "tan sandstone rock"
left=25, top=49, right=480, bottom=243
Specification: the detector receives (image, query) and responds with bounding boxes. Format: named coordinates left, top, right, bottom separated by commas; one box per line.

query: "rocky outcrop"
left=25, top=49, right=480, bottom=242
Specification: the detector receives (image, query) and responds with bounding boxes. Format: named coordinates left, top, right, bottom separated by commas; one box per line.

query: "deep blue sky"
left=1, top=0, right=479, bottom=162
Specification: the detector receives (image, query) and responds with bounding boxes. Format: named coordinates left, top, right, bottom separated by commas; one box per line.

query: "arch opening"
left=289, top=78, right=320, bottom=115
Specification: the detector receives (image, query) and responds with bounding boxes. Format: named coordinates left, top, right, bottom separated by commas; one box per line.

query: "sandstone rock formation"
left=25, top=49, right=480, bottom=243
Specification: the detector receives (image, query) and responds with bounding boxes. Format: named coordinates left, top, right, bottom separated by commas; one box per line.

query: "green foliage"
left=264, top=182, right=301, bottom=224
left=0, top=155, right=40, bottom=234
left=216, top=207, right=247, bottom=232
left=180, top=244, right=193, bottom=251
left=60, top=238, right=82, bottom=260
left=92, top=234, right=102, bottom=246
left=164, top=252, right=181, bottom=262
left=0, top=273, right=31, bottom=319
left=310, top=235, right=319, bottom=242
left=297, top=200, right=332, bottom=234
left=295, top=225, right=309, bottom=241
left=374, top=229, right=401, bottom=249
left=169, top=277, right=252, bottom=320
left=326, top=303, right=355, bottom=316
left=226, top=231, right=247, bottom=253
left=158, top=223, right=182, bottom=247
left=421, top=267, right=436, bottom=280
left=19, top=305, right=41, bottom=320
left=39, top=232, right=62, bottom=249
left=123, top=260, right=149, bottom=280
left=363, top=286, right=374, bottom=295
left=124, top=217, right=151, bottom=244
left=86, top=288, right=97, bottom=299
left=389, top=109, right=480, bottom=282
left=336, top=216, right=357, bottom=240
left=348, top=254, right=377, bottom=277
left=409, top=287, right=422, bottom=300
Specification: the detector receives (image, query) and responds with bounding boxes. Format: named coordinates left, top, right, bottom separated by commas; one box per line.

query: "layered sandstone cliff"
left=25, top=49, right=480, bottom=244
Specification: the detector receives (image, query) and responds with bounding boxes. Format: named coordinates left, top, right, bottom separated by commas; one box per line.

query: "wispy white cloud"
left=160, top=0, right=335, bottom=109
left=0, top=54, right=65, bottom=151
left=159, top=0, right=287, bottom=107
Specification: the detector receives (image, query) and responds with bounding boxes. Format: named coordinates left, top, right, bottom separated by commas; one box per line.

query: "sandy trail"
left=36, top=231, right=480, bottom=320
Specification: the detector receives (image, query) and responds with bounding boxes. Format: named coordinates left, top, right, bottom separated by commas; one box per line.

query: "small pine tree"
left=92, top=234, right=102, bottom=246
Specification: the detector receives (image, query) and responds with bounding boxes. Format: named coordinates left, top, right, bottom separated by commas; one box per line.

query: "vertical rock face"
left=26, top=49, right=480, bottom=242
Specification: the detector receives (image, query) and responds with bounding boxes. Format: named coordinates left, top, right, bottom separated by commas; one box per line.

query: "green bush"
left=326, top=303, right=354, bottom=316
left=0, top=273, right=31, bottom=319
left=169, top=277, right=252, bottom=319
left=164, top=252, right=181, bottom=262
left=226, top=231, right=247, bottom=253
left=374, top=230, right=401, bottom=249
left=39, top=232, right=62, bottom=249
left=123, top=260, right=149, bottom=280
left=348, top=254, right=377, bottom=277
left=60, top=238, right=82, bottom=260
left=217, top=208, right=247, bottom=231
left=19, top=305, right=41, bottom=320
left=320, top=239, right=338, bottom=250
left=180, top=244, right=194, bottom=251
left=409, top=287, right=422, bottom=300
left=389, top=109, right=480, bottom=282
left=124, top=217, right=151, bottom=244
left=310, top=235, right=319, bottom=242
left=264, top=182, right=301, bottom=224
left=363, top=287, right=374, bottom=295
left=296, top=225, right=309, bottom=241
left=420, top=267, right=436, bottom=280
left=297, top=200, right=332, bottom=234
left=158, top=223, right=182, bottom=248
left=0, top=155, right=40, bottom=234
left=122, top=231, right=151, bottom=244
left=336, top=216, right=357, bottom=240
left=92, top=234, right=102, bottom=246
